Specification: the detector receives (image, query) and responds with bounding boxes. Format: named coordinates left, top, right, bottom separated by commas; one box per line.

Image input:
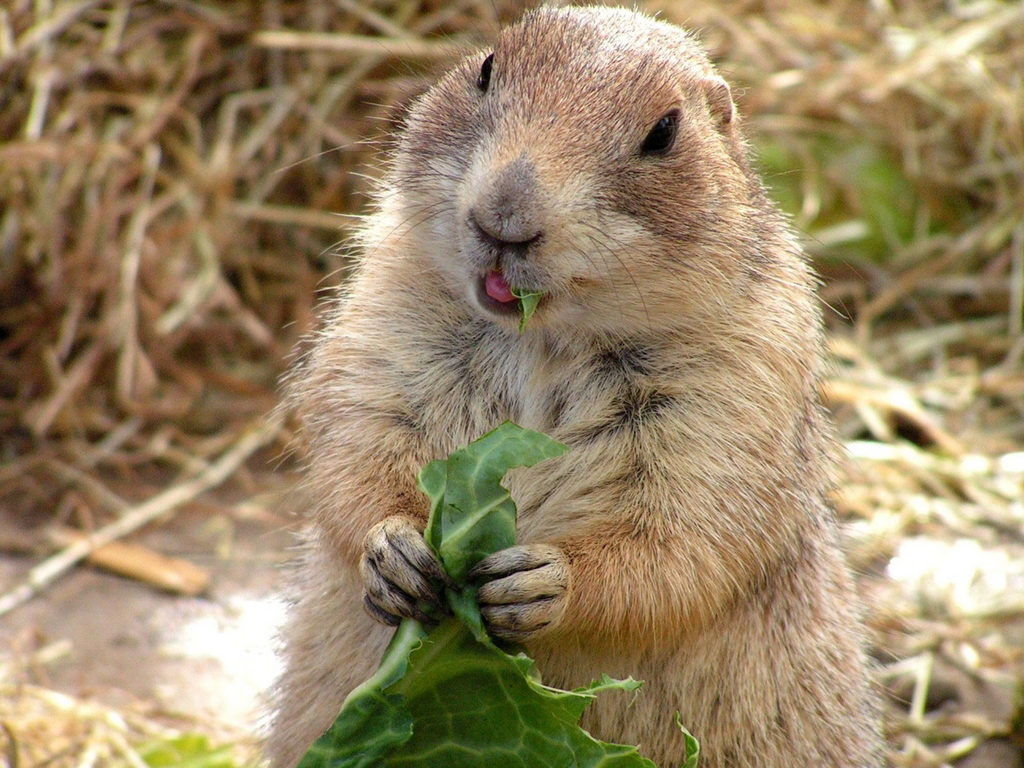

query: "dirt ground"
left=0, top=474, right=299, bottom=749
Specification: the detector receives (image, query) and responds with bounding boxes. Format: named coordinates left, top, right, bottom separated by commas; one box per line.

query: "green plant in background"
left=136, top=734, right=239, bottom=768
left=756, top=132, right=969, bottom=264
left=298, top=422, right=698, bottom=768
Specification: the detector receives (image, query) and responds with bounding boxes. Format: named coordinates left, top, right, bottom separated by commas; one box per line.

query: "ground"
left=0, top=476, right=298, bottom=761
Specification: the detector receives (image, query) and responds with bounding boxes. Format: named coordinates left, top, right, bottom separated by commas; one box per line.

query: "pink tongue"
left=485, top=270, right=517, bottom=304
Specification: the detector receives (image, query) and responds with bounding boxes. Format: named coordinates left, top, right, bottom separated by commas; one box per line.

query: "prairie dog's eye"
left=641, top=110, right=679, bottom=154
left=477, top=53, right=494, bottom=92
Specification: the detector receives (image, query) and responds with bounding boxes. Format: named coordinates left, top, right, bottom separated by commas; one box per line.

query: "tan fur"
left=266, top=7, right=883, bottom=767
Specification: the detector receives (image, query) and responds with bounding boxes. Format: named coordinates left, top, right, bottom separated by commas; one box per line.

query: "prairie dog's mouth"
left=485, top=269, right=516, bottom=304
left=475, top=269, right=521, bottom=317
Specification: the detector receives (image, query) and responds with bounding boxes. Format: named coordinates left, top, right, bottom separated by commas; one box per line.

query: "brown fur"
left=265, top=7, right=883, bottom=767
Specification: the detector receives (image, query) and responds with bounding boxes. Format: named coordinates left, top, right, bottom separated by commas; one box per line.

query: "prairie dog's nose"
left=470, top=154, right=544, bottom=246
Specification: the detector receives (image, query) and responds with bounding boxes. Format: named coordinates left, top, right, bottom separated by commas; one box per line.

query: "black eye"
left=477, top=53, right=494, bottom=92
left=641, top=110, right=679, bottom=154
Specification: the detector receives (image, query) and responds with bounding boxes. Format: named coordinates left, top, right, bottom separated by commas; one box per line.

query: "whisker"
left=576, top=218, right=654, bottom=333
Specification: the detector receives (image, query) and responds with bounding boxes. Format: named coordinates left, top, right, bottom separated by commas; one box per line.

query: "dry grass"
left=0, top=677, right=187, bottom=768
left=1, top=0, right=1022, bottom=766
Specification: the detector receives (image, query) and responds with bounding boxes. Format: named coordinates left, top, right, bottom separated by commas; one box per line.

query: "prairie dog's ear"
left=703, top=75, right=735, bottom=127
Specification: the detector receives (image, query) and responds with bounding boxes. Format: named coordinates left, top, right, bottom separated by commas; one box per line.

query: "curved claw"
left=362, top=593, right=401, bottom=626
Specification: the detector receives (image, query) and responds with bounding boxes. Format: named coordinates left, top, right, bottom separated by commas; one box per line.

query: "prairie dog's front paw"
left=469, top=544, right=569, bottom=643
left=360, top=515, right=452, bottom=626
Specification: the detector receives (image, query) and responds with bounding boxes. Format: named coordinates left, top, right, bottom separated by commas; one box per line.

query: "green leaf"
left=677, top=715, right=701, bottom=768
left=512, top=288, right=543, bottom=333
left=379, top=618, right=657, bottom=768
left=297, top=620, right=425, bottom=768
left=423, top=421, right=567, bottom=583
left=298, top=422, right=696, bottom=768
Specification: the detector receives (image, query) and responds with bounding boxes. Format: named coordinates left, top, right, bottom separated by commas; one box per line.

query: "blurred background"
left=1, top=0, right=1022, bottom=765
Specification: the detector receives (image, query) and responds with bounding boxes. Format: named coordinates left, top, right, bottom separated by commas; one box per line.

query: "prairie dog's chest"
left=398, top=315, right=657, bottom=454
left=398, top=321, right=536, bottom=444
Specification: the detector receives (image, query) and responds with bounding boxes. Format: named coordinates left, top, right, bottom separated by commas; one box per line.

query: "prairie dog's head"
left=385, top=6, right=790, bottom=338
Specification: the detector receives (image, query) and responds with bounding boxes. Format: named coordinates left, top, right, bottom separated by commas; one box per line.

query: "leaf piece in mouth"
left=512, top=287, right=542, bottom=333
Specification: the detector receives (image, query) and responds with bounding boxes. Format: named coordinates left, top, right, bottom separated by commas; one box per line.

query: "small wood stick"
left=0, top=415, right=281, bottom=618
left=48, top=528, right=211, bottom=596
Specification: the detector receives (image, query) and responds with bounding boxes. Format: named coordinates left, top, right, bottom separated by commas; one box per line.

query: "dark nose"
left=469, top=154, right=543, bottom=254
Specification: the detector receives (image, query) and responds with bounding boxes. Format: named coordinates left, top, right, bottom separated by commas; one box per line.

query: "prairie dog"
left=267, top=6, right=883, bottom=768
